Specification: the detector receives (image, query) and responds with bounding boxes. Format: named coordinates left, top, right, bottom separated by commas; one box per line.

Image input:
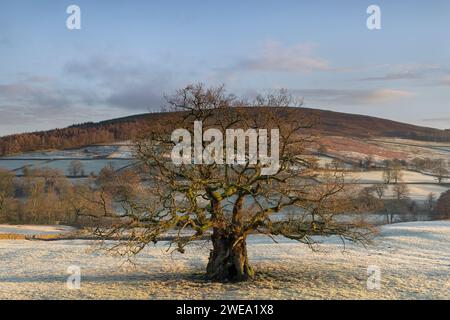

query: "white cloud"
left=438, top=75, right=450, bottom=85
left=361, top=89, right=414, bottom=104
left=231, top=40, right=329, bottom=73
left=289, top=88, right=414, bottom=106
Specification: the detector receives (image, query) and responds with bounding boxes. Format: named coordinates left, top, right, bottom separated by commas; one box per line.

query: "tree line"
left=0, top=121, right=145, bottom=156
left=0, top=165, right=139, bottom=226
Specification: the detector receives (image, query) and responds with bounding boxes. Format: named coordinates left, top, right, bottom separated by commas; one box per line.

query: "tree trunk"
left=206, top=229, right=254, bottom=282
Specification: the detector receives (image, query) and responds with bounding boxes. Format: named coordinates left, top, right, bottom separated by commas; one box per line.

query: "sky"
left=0, top=0, right=450, bottom=136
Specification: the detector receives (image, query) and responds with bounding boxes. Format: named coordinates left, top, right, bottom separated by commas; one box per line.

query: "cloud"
left=0, top=83, right=72, bottom=108
left=437, top=75, right=450, bottom=85
left=288, top=88, right=414, bottom=106
left=359, top=71, right=420, bottom=81
left=228, top=41, right=329, bottom=73
left=0, top=55, right=175, bottom=134
left=0, top=103, right=128, bottom=136
left=22, top=76, right=54, bottom=83
left=357, top=64, right=450, bottom=84
left=362, top=89, right=414, bottom=103
left=422, top=117, right=450, bottom=122
left=106, top=85, right=165, bottom=110
left=420, top=116, right=450, bottom=129
left=64, top=56, right=148, bottom=85
left=64, top=55, right=173, bottom=110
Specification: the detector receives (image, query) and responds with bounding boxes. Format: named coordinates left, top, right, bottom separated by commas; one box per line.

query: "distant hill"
left=1, top=107, right=449, bottom=156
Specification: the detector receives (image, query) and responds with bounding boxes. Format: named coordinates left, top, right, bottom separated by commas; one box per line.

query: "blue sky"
left=0, top=0, right=450, bottom=135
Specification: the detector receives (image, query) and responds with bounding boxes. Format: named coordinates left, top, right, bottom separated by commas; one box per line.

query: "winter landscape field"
left=0, top=221, right=448, bottom=299
left=0, top=135, right=449, bottom=300
left=1, top=1, right=450, bottom=304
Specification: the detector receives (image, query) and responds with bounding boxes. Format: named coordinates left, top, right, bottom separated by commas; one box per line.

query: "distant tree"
left=63, top=180, right=113, bottom=227
left=382, top=165, right=392, bottom=184
left=364, top=156, right=374, bottom=169
left=373, top=184, right=387, bottom=200
left=391, top=160, right=403, bottom=184
left=435, top=190, right=450, bottom=219
left=384, top=183, right=410, bottom=224
left=382, top=159, right=403, bottom=184
left=22, top=165, right=31, bottom=177
left=409, top=200, right=419, bottom=221
left=426, top=192, right=436, bottom=213
left=96, top=163, right=116, bottom=188
left=0, top=169, right=15, bottom=220
left=393, top=183, right=410, bottom=201
left=20, top=170, right=46, bottom=223
left=357, top=186, right=384, bottom=212
left=68, top=160, right=85, bottom=177
left=411, top=158, right=425, bottom=171
left=432, top=159, right=448, bottom=184
left=253, top=88, right=304, bottom=108
left=331, top=158, right=345, bottom=171
left=41, top=168, right=67, bottom=192
left=10, top=167, right=73, bottom=224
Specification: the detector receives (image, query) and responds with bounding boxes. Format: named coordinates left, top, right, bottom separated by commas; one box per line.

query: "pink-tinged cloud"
left=234, top=40, right=329, bottom=73
left=362, top=89, right=414, bottom=104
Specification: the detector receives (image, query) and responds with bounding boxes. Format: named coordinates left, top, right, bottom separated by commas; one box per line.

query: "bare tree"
left=432, top=159, right=448, bottom=184
left=382, top=159, right=403, bottom=184
left=363, top=156, right=374, bottom=169
left=253, top=88, right=304, bottom=108
left=385, top=183, right=410, bottom=224
left=0, top=169, right=14, bottom=220
left=330, top=158, right=345, bottom=171
left=426, top=192, right=436, bottom=219
left=391, top=160, right=403, bottom=184
left=382, top=160, right=392, bottom=184
left=357, top=186, right=384, bottom=212
left=63, top=178, right=116, bottom=227
left=373, top=184, right=387, bottom=200
left=68, top=160, right=85, bottom=177
left=393, top=183, right=410, bottom=201
left=89, top=84, right=373, bottom=282
left=435, top=190, right=450, bottom=219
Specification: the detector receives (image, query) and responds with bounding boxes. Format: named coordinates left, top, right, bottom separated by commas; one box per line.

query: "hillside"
left=1, top=107, right=449, bottom=156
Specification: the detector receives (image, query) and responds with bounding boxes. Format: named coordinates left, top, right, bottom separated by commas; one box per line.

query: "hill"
left=1, top=107, right=449, bottom=156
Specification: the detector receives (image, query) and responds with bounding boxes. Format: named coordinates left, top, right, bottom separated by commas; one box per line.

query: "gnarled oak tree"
left=92, top=84, right=372, bottom=282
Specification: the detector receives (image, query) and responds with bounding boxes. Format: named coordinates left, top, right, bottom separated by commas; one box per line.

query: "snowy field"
left=355, top=183, right=449, bottom=201
left=346, top=170, right=449, bottom=201
left=0, top=144, right=134, bottom=175
left=0, top=221, right=449, bottom=300
left=0, top=225, right=75, bottom=236
left=345, top=170, right=448, bottom=184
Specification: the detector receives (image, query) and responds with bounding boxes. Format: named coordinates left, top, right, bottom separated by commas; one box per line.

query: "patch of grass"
left=30, top=234, right=63, bottom=240
left=0, top=233, right=26, bottom=240
left=0, top=233, right=64, bottom=241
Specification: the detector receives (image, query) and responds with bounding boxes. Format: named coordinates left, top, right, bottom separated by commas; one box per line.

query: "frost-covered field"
left=345, top=170, right=448, bottom=184
left=0, top=225, right=75, bottom=236
left=0, top=221, right=449, bottom=300
left=0, top=144, right=134, bottom=175
left=346, top=170, right=449, bottom=201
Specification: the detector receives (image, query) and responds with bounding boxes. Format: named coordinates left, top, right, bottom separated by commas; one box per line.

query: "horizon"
left=1, top=105, right=449, bottom=138
left=1, top=0, right=450, bottom=136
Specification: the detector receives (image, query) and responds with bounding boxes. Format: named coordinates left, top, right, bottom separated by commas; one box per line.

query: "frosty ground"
left=0, top=221, right=449, bottom=300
